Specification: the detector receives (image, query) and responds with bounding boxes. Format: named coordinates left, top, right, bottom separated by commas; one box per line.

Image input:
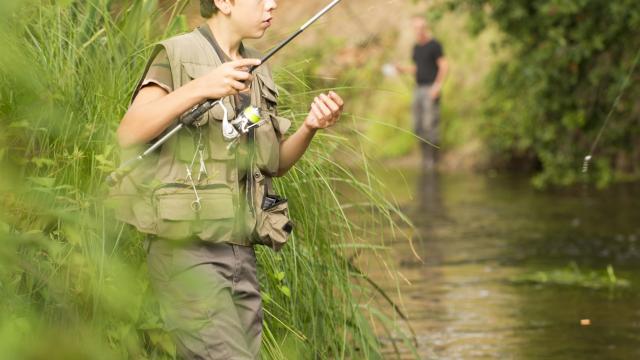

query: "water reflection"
left=414, top=166, right=443, bottom=217
left=363, top=169, right=640, bottom=359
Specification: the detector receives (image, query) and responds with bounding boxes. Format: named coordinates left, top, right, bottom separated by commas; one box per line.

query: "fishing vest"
left=109, top=28, right=291, bottom=246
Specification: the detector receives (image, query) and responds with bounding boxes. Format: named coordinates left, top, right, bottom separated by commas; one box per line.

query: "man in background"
left=397, top=16, right=448, bottom=169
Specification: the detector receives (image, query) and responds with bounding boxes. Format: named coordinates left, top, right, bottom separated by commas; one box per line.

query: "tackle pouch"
left=250, top=168, right=293, bottom=251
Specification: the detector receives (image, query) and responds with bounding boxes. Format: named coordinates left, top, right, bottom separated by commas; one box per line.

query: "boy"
left=116, top=0, right=344, bottom=358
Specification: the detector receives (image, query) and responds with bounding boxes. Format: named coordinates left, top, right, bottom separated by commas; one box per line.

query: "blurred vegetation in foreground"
left=0, top=0, right=413, bottom=358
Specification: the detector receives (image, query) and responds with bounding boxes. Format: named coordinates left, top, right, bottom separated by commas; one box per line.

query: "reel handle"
left=181, top=99, right=217, bottom=126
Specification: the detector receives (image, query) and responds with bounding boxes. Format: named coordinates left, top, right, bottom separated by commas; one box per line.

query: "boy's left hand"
left=304, top=91, right=344, bottom=131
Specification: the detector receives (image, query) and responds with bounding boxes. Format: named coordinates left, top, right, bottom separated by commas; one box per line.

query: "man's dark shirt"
left=412, top=39, right=444, bottom=85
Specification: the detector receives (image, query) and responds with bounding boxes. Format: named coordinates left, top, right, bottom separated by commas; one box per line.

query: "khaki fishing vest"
left=109, top=28, right=291, bottom=246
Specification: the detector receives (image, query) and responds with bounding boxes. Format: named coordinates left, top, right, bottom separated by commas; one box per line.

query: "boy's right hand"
left=196, top=58, right=261, bottom=99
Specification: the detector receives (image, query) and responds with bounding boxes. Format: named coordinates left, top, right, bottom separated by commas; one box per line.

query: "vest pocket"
left=271, top=115, right=292, bottom=139
left=256, top=72, right=279, bottom=106
left=205, top=118, right=235, bottom=160
left=250, top=170, right=293, bottom=251
left=254, top=72, right=281, bottom=175
left=255, top=113, right=280, bottom=176
left=109, top=193, right=155, bottom=234
left=108, top=146, right=158, bottom=233
left=153, top=183, right=236, bottom=241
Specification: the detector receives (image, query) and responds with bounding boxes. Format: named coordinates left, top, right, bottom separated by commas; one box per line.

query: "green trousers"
left=146, top=237, right=263, bottom=359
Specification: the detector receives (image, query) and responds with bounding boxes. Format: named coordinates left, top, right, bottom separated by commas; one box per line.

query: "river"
left=357, top=166, right=640, bottom=359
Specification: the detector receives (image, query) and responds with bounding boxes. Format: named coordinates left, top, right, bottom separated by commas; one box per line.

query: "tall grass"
left=0, top=0, right=413, bottom=358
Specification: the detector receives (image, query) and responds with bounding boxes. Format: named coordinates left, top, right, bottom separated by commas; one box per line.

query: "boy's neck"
left=206, top=18, right=243, bottom=59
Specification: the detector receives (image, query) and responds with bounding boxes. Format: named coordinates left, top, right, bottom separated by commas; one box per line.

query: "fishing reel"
left=215, top=100, right=263, bottom=142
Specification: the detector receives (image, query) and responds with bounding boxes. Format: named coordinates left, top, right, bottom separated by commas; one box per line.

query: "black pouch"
left=250, top=169, right=293, bottom=251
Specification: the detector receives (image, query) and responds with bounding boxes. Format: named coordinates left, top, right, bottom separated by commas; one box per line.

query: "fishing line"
left=582, top=47, right=640, bottom=173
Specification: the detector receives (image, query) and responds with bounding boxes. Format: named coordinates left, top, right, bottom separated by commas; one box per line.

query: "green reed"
left=0, top=0, right=414, bottom=358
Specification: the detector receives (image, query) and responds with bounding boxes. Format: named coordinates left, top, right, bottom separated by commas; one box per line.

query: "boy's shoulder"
left=158, top=29, right=264, bottom=57
left=157, top=30, right=199, bottom=53
left=158, top=31, right=266, bottom=66
left=158, top=30, right=236, bottom=69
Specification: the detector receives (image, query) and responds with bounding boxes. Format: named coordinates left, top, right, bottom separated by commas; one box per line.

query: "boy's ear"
left=213, top=0, right=232, bottom=15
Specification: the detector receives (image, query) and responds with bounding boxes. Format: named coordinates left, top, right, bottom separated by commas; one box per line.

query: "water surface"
left=359, top=167, right=640, bottom=359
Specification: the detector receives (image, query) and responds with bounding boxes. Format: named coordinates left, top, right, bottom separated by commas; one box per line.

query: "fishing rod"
left=582, top=47, right=640, bottom=174
left=106, top=0, right=343, bottom=186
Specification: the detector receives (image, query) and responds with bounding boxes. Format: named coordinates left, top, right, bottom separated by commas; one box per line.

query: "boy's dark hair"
left=200, top=0, right=218, bottom=18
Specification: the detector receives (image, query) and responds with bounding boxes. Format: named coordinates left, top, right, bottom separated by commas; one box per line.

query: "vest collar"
left=197, top=23, right=247, bottom=63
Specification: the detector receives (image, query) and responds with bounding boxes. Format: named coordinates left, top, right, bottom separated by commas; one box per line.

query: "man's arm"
left=396, top=45, right=417, bottom=75
left=395, top=63, right=416, bottom=75
left=276, top=92, right=344, bottom=176
left=429, top=56, right=449, bottom=99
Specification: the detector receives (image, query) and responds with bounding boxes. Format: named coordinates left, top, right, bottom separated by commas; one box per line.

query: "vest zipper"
left=150, top=182, right=229, bottom=198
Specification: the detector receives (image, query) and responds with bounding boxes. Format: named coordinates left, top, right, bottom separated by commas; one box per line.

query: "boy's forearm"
left=276, top=122, right=317, bottom=176
left=117, top=80, right=208, bottom=148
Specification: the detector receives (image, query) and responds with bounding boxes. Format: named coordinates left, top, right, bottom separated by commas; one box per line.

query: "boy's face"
left=229, top=0, right=277, bottom=39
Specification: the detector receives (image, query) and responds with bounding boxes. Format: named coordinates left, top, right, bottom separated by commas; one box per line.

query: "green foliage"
left=0, top=0, right=412, bottom=358
left=273, top=31, right=420, bottom=159
left=445, top=0, right=640, bottom=186
left=362, top=82, right=416, bottom=158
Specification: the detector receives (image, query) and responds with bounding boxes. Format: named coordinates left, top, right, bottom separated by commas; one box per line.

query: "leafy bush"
left=445, top=0, right=640, bottom=186
left=0, top=0, right=411, bottom=358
